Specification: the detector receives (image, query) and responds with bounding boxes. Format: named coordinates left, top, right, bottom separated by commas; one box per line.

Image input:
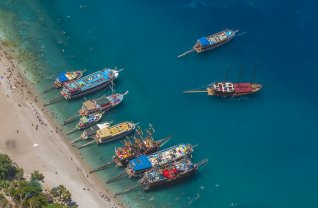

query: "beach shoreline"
left=0, top=41, right=125, bottom=208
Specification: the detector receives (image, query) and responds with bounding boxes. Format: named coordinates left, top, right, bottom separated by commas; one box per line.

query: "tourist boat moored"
left=125, top=144, right=194, bottom=178
left=113, top=125, right=171, bottom=167
left=77, top=122, right=138, bottom=149
left=41, top=70, right=86, bottom=94
left=70, top=121, right=112, bottom=144
left=66, top=112, right=103, bottom=135
left=94, top=122, right=137, bottom=144
left=63, top=90, right=127, bottom=125
left=79, top=91, right=128, bottom=116
left=54, top=70, right=85, bottom=88
left=139, top=158, right=208, bottom=191
left=60, top=68, right=120, bottom=100
left=89, top=125, right=171, bottom=174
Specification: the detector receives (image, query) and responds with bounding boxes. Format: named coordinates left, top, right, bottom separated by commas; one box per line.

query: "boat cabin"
left=128, top=155, right=153, bottom=175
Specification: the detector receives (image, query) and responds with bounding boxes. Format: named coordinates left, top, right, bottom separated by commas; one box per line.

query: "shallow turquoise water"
left=1, top=0, right=318, bottom=207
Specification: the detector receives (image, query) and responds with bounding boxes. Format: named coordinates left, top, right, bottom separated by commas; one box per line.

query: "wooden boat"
left=41, top=70, right=85, bottom=93
left=94, top=122, right=137, bottom=144
left=89, top=125, right=171, bottom=173
left=125, top=144, right=194, bottom=178
left=60, top=68, right=119, bottom=100
left=184, top=81, right=262, bottom=97
left=79, top=91, right=128, bottom=116
left=178, top=29, right=238, bottom=58
left=54, top=70, right=85, bottom=88
left=45, top=68, right=120, bottom=106
left=63, top=91, right=128, bottom=125
left=113, top=125, right=171, bottom=167
left=206, top=82, right=262, bottom=97
left=66, top=112, right=103, bottom=135
left=76, top=122, right=137, bottom=149
left=193, top=29, right=237, bottom=53
left=70, top=121, right=112, bottom=144
left=184, top=66, right=262, bottom=97
left=139, top=158, right=208, bottom=191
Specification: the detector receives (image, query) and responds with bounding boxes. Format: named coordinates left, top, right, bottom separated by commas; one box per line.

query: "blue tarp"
left=198, top=37, right=210, bottom=47
left=129, top=155, right=152, bottom=172
left=57, top=72, right=68, bottom=83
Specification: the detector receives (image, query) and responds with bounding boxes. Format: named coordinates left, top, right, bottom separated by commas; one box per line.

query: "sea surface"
left=1, top=0, right=318, bottom=207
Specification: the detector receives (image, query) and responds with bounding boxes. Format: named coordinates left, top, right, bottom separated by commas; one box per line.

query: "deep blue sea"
left=1, top=0, right=318, bottom=207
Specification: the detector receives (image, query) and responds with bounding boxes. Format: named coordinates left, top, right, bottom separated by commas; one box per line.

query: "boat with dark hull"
left=178, top=29, right=238, bottom=58
left=139, top=158, right=208, bottom=191
left=66, top=112, right=103, bottom=135
left=60, top=68, right=119, bottom=100
left=125, top=144, right=194, bottom=178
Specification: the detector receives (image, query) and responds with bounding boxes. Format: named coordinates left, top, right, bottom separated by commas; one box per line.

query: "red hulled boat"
left=207, top=82, right=262, bottom=97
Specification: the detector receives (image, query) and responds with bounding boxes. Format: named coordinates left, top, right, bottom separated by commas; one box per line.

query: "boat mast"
left=110, top=76, right=115, bottom=95
left=224, top=66, right=230, bottom=82
left=237, top=65, right=244, bottom=89
left=251, top=64, right=257, bottom=83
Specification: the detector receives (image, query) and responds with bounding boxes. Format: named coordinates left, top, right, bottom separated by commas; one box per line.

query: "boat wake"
left=236, top=31, right=248, bottom=37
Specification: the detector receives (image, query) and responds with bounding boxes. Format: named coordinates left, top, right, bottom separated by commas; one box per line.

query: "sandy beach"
left=0, top=43, right=124, bottom=208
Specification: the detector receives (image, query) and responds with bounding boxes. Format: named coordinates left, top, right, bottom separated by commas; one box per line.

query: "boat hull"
left=142, top=168, right=198, bottom=191
left=194, top=37, right=233, bottom=53
left=96, top=129, right=135, bottom=144
left=126, top=153, right=192, bottom=178
left=62, top=80, right=111, bottom=100
left=207, top=83, right=262, bottom=97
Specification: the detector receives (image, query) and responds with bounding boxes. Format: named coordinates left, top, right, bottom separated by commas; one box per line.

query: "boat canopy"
left=80, top=116, right=89, bottom=123
left=83, top=100, right=96, bottom=111
left=96, top=96, right=111, bottom=106
left=129, top=155, right=152, bottom=172
left=198, top=37, right=210, bottom=47
left=57, top=72, right=68, bottom=82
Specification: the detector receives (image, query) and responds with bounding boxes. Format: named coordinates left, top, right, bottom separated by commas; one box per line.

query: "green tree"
left=15, top=168, right=24, bottom=180
left=0, top=154, right=17, bottom=180
left=7, top=180, right=42, bottom=206
left=30, top=170, right=44, bottom=183
left=27, top=193, right=48, bottom=208
left=44, top=203, right=65, bottom=208
left=50, top=185, right=72, bottom=205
